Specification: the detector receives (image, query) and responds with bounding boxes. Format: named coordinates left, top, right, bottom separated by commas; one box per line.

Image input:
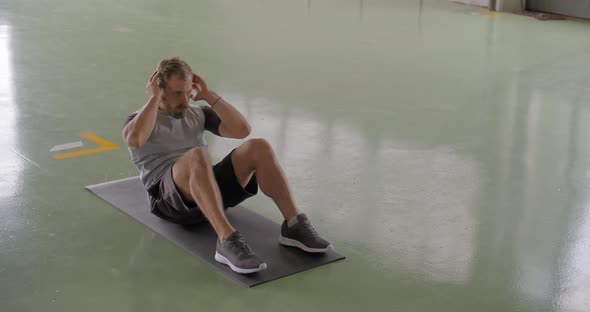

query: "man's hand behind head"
left=145, top=70, right=163, bottom=100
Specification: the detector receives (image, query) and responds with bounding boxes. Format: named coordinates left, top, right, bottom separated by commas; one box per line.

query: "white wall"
left=450, top=0, right=523, bottom=12
left=496, top=0, right=523, bottom=12
left=451, top=0, right=488, bottom=7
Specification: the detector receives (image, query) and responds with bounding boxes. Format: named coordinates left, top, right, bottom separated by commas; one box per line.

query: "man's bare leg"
left=171, top=147, right=267, bottom=273
left=230, top=138, right=300, bottom=222
left=231, top=138, right=332, bottom=253
left=171, top=147, right=235, bottom=240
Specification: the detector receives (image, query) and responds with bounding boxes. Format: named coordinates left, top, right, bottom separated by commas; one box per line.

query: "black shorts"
left=146, top=149, right=258, bottom=225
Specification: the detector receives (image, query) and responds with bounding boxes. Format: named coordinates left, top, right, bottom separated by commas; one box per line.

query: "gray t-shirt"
left=123, top=105, right=221, bottom=190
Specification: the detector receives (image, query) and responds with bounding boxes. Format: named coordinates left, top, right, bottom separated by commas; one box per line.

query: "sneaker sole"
left=214, top=252, right=267, bottom=274
left=278, top=236, right=333, bottom=253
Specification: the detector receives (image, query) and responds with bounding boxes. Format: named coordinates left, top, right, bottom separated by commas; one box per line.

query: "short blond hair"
left=156, top=57, right=193, bottom=88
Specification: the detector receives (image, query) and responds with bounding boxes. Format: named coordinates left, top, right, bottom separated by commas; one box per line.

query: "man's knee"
left=187, top=147, right=211, bottom=170
left=246, top=138, right=274, bottom=162
left=248, top=138, right=273, bottom=153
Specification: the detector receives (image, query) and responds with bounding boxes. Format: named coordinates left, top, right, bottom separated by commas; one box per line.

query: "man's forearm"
left=206, top=91, right=251, bottom=138
left=123, top=96, right=160, bottom=148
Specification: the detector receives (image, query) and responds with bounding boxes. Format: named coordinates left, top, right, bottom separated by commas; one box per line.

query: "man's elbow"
left=127, top=139, right=141, bottom=149
left=124, top=132, right=144, bottom=149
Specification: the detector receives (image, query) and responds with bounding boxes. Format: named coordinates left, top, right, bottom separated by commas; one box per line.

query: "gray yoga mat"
left=85, top=176, right=345, bottom=287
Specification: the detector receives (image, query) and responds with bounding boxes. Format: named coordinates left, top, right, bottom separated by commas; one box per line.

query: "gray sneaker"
left=279, top=214, right=333, bottom=253
left=215, top=231, right=267, bottom=274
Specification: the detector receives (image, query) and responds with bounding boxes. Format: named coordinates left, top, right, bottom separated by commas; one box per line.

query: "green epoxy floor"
left=1, top=0, right=590, bottom=311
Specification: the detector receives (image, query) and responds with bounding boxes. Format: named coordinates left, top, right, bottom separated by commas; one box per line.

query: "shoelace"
left=231, top=235, right=253, bottom=255
left=301, top=219, right=320, bottom=238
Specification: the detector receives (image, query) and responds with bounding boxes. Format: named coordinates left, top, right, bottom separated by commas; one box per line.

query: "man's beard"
left=163, top=101, right=187, bottom=119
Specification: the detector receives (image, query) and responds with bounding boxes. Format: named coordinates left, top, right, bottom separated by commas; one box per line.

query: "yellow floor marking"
left=53, top=132, right=119, bottom=159
left=487, top=12, right=505, bottom=18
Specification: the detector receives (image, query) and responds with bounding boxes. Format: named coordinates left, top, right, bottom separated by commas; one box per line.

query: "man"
left=122, top=57, right=332, bottom=274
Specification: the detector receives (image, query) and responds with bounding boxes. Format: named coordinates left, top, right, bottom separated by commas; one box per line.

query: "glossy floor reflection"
left=1, top=0, right=590, bottom=311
